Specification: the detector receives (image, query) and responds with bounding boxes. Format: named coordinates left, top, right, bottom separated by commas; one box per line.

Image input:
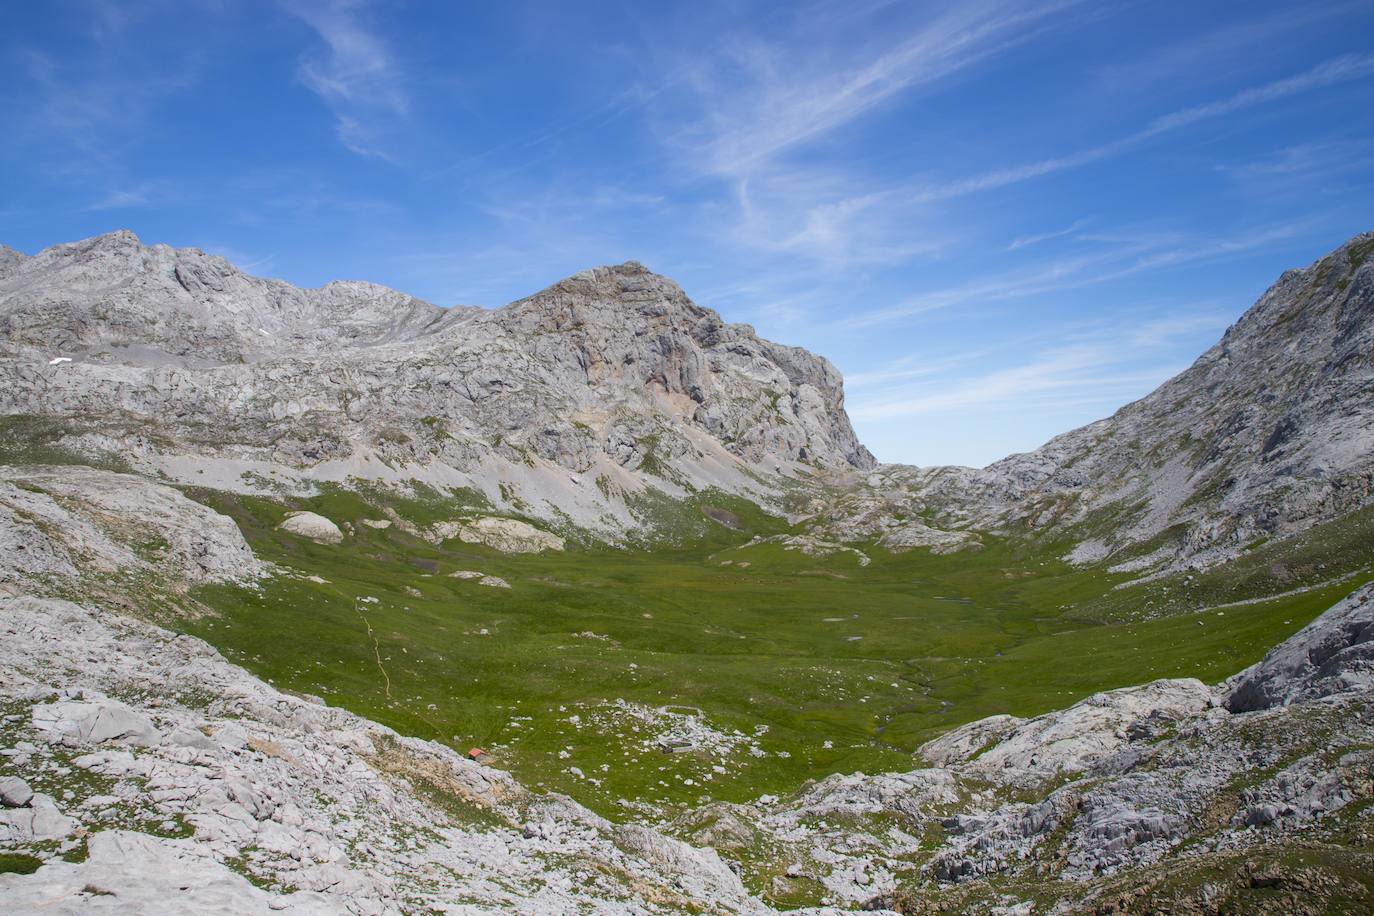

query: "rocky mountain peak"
left=508, top=260, right=702, bottom=326
left=494, top=258, right=874, bottom=473
left=0, top=232, right=875, bottom=535
left=0, top=245, right=25, bottom=280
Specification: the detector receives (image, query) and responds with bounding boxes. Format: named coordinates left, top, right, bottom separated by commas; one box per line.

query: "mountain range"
left=4, top=229, right=1371, bottom=567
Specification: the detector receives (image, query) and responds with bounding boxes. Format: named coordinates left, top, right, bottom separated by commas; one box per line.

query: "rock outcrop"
left=1226, top=581, right=1374, bottom=711
left=450, top=516, right=565, bottom=553
left=0, top=464, right=266, bottom=587
left=800, top=232, right=1374, bottom=575
left=1, top=830, right=341, bottom=915
left=277, top=511, right=345, bottom=545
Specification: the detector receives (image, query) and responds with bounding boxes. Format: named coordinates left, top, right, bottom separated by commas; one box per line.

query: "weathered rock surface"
left=0, top=775, right=34, bottom=807
left=1227, top=581, right=1374, bottom=711
left=32, top=694, right=162, bottom=747
left=923, top=678, right=1214, bottom=781
left=802, top=232, right=1374, bottom=575
left=0, top=791, right=76, bottom=843
left=449, top=516, right=564, bottom=553
left=1, top=830, right=341, bottom=914
left=277, top=511, right=345, bottom=545
left=0, top=464, right=266, bottom=588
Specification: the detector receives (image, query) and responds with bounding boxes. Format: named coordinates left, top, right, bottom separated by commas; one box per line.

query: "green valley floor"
left=173, top=486, right=1374, bottom=823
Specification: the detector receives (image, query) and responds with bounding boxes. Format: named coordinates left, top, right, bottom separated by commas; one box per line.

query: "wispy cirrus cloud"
left=676, top=0, right=1081, bottom=178
left=637, top=1, right=1086, bottom=267
left=1091, top=2, right=1364, bottom=93
left=202, top=243, right=277, bottom=275
left=850, top=347, right=1186, bottom=423
left=842, top=220, right=1312, bottom=328
left=898, top=52, right=1374, bottom=210
left=85, top=179, right=182, bottom=211
left=1219, top=140, right=1372, bottom=180
left=1006, top=219, right=1090, bottom=251
left=282, top=0, right=408, bottom=159
left=10, top=46, right=196, bottom=170
left=1214, top=138, right=1374, bottom=205
left=702, top=48, right=1374, bottom=271
left=847, top=306, right=1229, bottom=430
left=1145, top=53, right=1374, bottom=135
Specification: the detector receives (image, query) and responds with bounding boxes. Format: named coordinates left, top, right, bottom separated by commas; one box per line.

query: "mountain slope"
left=0, top=231, right=872, bottom=539
left=808, top=231, right=1374, bottom=577
left=7, top=228, right=1371, bottom=572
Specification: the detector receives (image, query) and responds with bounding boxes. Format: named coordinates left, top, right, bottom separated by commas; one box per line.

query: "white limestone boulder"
left=277, top=512, right=344, bottom=545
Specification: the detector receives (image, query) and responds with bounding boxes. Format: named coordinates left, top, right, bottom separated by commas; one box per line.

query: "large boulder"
left=31, top=694, right=160, bottom=747
left=1227, top=583, right=1374, bottom=712
left=277, top=511, right=344, bottom=545
left=0, top=793, right=75, bottom=842
left=0, top=775, right=33, bottom=807
left=451, top=517, right=565, bottom=553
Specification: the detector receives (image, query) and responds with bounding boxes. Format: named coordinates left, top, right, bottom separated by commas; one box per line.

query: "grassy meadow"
left=178, top=486, right=1373, bottom=820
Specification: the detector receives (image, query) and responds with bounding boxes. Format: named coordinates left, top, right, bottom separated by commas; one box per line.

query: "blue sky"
left=4, top=1, right=1373, bottom=467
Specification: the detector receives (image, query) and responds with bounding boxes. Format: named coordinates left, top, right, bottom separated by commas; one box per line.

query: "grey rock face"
left=0, top=775, right=33, bottom=808
left=0, top=464, right=266, bottom=587
left=450, top=516, right=565, bottom=553
left=0, top=829, right=342, bottom=915
left=0, top=245, right=25, bottom=278
left=805, top=232, right=1374, bottom=573
left=32, top=694, right=162, bottom=747
left=0, top=232, right=871, bottom=540
left=919, top=678, right=1213, bottom=781
left=1226, top=581, right=1374, bottom=711
left=0, top=792, right=76, bottom=844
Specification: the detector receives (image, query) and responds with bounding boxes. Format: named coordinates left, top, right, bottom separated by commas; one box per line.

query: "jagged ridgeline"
left=0, top=230, right=1372, bottom=912
left=0, top=230, right=871, bottom=544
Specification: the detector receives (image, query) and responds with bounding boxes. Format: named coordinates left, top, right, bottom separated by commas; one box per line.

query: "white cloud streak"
left=847, top=305, right=1229, bottom=424
left=282, top=0, right=407, bottom=159
left=765, top=50, right=1369, bottom=270
left=843, top=217, right=1318, bottom=329
left=904, top=53, right=1374, bottom=207
left=1006, top=219, right=1090, bottom=251
left=662, top=13, right=1372, bottom=273
left=684, top=1, right=1080, bottom=178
